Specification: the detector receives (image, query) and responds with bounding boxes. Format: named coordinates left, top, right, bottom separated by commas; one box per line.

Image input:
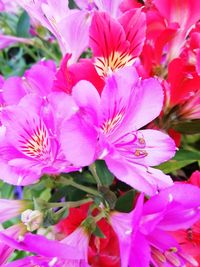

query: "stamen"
left=134, top=149, right=148, bottom=157
left=20, top=121, right=50, bottom=160
left=151, top=247, right=167, bottom=263
left=164, top=251, right=181, bottom=267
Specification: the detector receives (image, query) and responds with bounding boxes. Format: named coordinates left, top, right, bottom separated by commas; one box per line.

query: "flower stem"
left=89, top=163, right=102, bottom=187
left=57, top=176, right=102, bottom=197
left=47, top=198, right=92, bottom=209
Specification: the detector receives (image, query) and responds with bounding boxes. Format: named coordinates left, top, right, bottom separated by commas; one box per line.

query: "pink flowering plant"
left=0, top=0, right=200, bottom=266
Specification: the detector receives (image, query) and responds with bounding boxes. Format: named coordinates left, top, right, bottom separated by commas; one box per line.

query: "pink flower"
left=0, top=34, right=34, bottom=50
left=109, top=211, right=133, bottom=267
left=0, top=230, right=87, bottom=266
left=129, top=184, right=200, bottom=267
left=0, top=224, right=25, bottom=266
left=60, top=66, right=176, bottom=195
left=0, top=59, right=56, bottom=110
left=89, top=9, right=146, bottom=77
left=0, top=92, right=79, bottom=185
left=5, top=256, right=90, bottom=267
left=0, top=199, right=31, bottom=223
left=15, top=0, right=91, bottom=63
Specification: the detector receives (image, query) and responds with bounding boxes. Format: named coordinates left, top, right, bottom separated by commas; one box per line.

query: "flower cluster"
left=0, top=0, right=200, bottom=266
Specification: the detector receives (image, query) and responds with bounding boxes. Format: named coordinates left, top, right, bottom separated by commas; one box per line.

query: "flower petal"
left=0, top=232, right=83, bottom=260
left=138, top=129, right=176, bottom=166
left=105, top=153, right=173, bottom=195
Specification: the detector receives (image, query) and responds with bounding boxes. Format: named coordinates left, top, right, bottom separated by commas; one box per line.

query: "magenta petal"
left=6, top=256, right=90, bottom=267
left=24, top=62, right=56, bottom=97
left=2, top=77, right=26, bottom=105
left=0, top=225, right=22, bottom=265
left=148, top=228, right=181, bottom=252
left=60, top=81, right=100, bottom=166
left=129, top=231, right=151, bottom=267
left=0, top=160, right=40, bottom=186
left=138, top=129, right=176, bottom=166
left=110, top=211, right=133, bottom=267
left=105, top=154, right=173, bottom=195
left=72, top=80, right=101, bottom=123
left=118, top=9, right=146, bottom=58
left=60, top=115, right=97, bottom=166
left=0, top=232, right=83, bottom=260
left=131, top=78, right=164, bottom=130
left=94, top=0, right=122, bottom=18
left=57, top=10, right=91, bottom=62
left=143, top=183, right=200, bottom=230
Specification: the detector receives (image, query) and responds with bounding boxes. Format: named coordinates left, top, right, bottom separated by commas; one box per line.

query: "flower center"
left=95, top=51, right=134, bottom=77
left=19, top=121, right=51, bottom=160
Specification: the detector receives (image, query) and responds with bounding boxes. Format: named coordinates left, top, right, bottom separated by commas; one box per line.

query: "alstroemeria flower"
left=0, top=224, right=26, bottom=266
left=89, top=9, right=146, bottom=77
left=15, top=0, right=91, bottom=63
left=153, top=0, right=200, bottom=61
left=5, top=256, right=90, bottom=267
left=57, top=203, right=121, bottom=267
left=0, top=34, right=34, bottom=50
left=0, top=0, right=19, bottom=12
left=60, top=66, right=176, bottom=195
left=172, top=171, right=200, bottom=266
left=0, top=230, right=86, bottom=266
left=0, top=92, right=79, bottom=185
left=53, top=53, right=105, bottom=94
left=0, top=59, right=56, bottom=112
left=129, top=184, right=200, bottom=267
left=75, top=0, right=123, bottom=18
left=109, top=211, right=133, bottom=267
left=0, top=199, right=32, bottom=223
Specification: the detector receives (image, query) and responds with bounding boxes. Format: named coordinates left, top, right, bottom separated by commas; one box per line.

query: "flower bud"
left=21, top=209, right=43, bottom=232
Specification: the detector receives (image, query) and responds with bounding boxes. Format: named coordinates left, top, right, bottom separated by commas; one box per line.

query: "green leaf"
left=72, top=171, right=96, bottom=184
left=92, top=225, right=105, bottom=238
left=99, top=186, right=117, bottom=209
left=0, top=182, right=14, bottom=198
left=16, top=11, right=30, bottom=37
left=156, top=149, right=200, bottom=173
left=171, top=120, right=200, bottom=134
left=95, top=160, right=114, bottom=186
left=115, top=190, right=136, bottom=212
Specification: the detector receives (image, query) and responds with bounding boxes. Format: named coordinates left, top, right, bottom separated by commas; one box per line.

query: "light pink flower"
left=60, top=66, right=176, bottom=195
left=0, top=226, right=89, bottom=266
left=0, top=91, right=79, bottom=185
left=129, top=184, right=200, bottom=267
left=0, top=224, right=25, bottom=266
left=0, top=199, right=31, bottom=223
left=15, top=0, right=91, bottom=62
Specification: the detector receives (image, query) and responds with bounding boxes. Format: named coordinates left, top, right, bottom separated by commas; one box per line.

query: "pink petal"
left=60, top=81, right=100, bottom=166
left=57, top=10, right=91, bottom=62
left=129, top=231, right=151, bottom=267
left=153, top=0, right=200, bottom=30
left=105, top=153, right=173, bottom=195
left=0, top=232, right=83, bottom=260
left=24, top=61, right=56, bottom=97
left=130, top=77, right=164, bottom=130
left=143, top=183, right=200, bottom=230
left=110, top=211, right=133, bottom=267
left=94, top=0, right=122, bottom=18
left=89, top=11, right=130, bottom=76
left=2, top=77, right=26, bottom=105
left=138, top=129, right=176, bottom=166
left=118, top=9, right=146, bottom=58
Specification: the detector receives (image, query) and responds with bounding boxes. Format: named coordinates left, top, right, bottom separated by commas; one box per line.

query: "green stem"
left=47, top=198, right=92, bottom=209
left=93, top=212, right=106, bottom=223
left=89, top=163, right=102, bottom=186
left=22, top=44, right=38, bottom=61
left=57, top=176, right=102, bottom=197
